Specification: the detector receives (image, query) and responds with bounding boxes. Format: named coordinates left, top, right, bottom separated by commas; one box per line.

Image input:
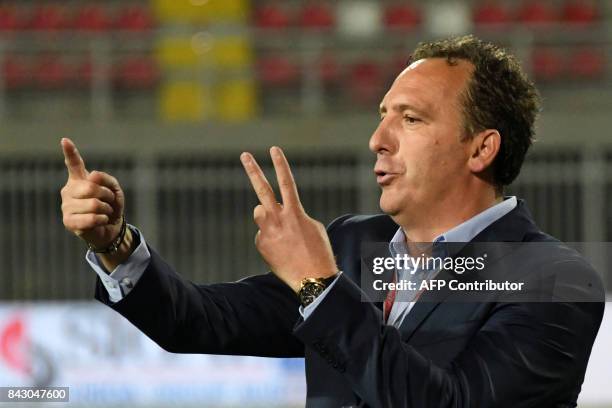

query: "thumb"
left=61, top=137, right=88, bottom=180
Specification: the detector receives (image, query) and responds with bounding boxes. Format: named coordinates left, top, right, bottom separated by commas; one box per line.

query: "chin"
left=379, top=194, right=401, bottom=217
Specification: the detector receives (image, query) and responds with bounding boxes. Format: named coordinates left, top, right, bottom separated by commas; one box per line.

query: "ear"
left=467, top=129, right=501, bottom=174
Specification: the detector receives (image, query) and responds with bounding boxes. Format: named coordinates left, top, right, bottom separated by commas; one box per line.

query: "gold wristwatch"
left=298, top=273, right=339, bottom=307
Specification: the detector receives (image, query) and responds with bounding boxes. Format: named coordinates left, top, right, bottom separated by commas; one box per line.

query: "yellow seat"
left=152, top=0, right=199, bottom=23
left=211, top=36, right=252, bottom=68
left=216, top=78, right=257, bottom=121
left=152, top=0, right=249, bottom=24
left=160, top=80, right=210, bottom=121
left=155, top=36, right=201, bottom=69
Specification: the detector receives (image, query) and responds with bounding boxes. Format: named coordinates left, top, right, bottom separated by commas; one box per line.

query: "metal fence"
left=0, top=146, right=610, bottom=300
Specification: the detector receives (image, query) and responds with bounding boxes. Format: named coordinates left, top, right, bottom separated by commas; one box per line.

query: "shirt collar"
left=389, top=196, right=518, bottom=255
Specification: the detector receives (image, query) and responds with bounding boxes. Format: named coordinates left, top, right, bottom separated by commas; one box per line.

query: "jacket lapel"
left=398, top=199, right=539, bottom=340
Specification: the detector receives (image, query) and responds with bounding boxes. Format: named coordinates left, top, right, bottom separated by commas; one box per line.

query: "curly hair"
left=410, top=35, right=541, bottom=187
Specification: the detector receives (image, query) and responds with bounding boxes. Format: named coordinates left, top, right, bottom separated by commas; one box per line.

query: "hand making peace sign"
left=240, top=147, right=338, bottom=293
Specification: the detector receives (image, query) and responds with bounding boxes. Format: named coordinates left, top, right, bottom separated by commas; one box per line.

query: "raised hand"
left=60, top=138, right=125, bottom=251
left=241, top=146, right=338, bottom=293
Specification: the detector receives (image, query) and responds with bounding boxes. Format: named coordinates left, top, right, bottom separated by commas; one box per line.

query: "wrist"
left=289, top=269, right=338, bottom=294
left=98, top=226, right=138, bottom=273
left=87, top=216, right=127, bottom=254
left=296, top=272, right=339, bottom=306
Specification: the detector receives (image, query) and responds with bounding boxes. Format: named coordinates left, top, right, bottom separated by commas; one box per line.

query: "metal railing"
left=0, top=146, right=610, bottom=300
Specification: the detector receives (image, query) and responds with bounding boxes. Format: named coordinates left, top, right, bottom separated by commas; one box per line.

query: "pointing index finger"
left=61, top=138, right=88, bottom=180
left=270, top=146, right=301, bottom=210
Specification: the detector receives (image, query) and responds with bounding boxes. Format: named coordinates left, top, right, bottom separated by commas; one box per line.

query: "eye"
left=379, top=115, right=386, bottom=122
left=404, top=116, right=420, bottom=124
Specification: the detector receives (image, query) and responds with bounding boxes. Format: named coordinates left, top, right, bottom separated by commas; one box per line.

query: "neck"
left=398, top=188, right=503, bottom=243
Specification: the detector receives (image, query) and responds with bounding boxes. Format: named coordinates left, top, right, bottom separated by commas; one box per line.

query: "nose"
left=369, top=117, right=396, bottom=155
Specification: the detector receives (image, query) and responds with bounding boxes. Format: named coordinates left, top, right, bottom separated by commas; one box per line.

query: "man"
left=61, top=35, right=604, bottom=407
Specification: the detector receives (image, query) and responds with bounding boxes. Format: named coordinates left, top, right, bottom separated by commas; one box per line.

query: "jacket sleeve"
left=95, top=245, right=304, bottom=357
left=293, top=273, right=605, bottom=408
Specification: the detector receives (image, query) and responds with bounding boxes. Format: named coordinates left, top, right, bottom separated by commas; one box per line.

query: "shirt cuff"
left=85, top=225, right=151, bottom=303
left=299, top=272, right=343, bottom=320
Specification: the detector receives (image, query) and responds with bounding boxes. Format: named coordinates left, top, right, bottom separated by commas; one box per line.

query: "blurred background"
left=0, top=0, right=611, bottom=406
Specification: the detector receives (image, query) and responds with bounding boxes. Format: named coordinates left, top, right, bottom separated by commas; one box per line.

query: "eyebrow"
left=378, top=103, right=430, bottom=118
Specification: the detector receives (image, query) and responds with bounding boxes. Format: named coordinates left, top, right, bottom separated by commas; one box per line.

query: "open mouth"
left=375, top=170, right=397, bottom=186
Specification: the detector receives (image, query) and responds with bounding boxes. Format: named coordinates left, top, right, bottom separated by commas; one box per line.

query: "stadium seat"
left=0, top=5, right=22, bottom=31
left=115, top=5, right=155, bottom=31
left=561, top=0, right=598, bottom=25
left=74, top=60, right=94, bottom=88
left=73, top=5, right=111, bottom=32
left=383, top=3, right=421, bottom=30
left=115, top=57, right=160, bottom=89
left=531, top=48, right=563, bottom=81
left=28, top=5, right=69, bottom=31
left=257, top=55, right=299, bottom=87
left=2, top=56, right=30, bottom=90
left=211, top=36, right=253, bottom=68
left=473, top=0, right=512, bottom=26
left=34, top=55, right=69, bottom=89
left=253, top=3, right=291, bottom=29
left=516, top=1, right=557, bottom=26
left=568, top=48, right=606, bottom=79
left=160, top=80, right=209, bottom=121
left=217, top=78, right=257, bottom=121
left=387, top=55, right=409, bottom=82
left=347, top=61, right=384, bottom=104
left=214, top=0, right=249, bottom=22
left=318, top=55, right=340, bottom=85
left=155, top=36, right=200, bottom=69
left=298, top=3, right=334, bottom=29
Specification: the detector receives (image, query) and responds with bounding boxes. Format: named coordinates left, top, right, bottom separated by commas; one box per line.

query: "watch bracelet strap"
left=298, top=272, right=340, bottom=307
left=87, top=216, right=127, bottom=254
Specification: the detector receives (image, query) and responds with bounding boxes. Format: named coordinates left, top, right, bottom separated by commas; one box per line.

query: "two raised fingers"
left=241, top=146, right=301, bottom=215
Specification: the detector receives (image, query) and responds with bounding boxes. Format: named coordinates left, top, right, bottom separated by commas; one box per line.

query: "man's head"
left=370, top=35, right=540, bottom=230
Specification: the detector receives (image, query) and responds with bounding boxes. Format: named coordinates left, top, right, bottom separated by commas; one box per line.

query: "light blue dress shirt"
left=87, top=197, right=517, bottom=324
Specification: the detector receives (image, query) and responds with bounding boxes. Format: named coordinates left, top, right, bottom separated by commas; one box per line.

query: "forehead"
left=380, top=58, right=473, bottom=112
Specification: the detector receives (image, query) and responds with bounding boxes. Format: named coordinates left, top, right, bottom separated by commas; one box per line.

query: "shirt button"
left=120, top=278, right=133, bottom=289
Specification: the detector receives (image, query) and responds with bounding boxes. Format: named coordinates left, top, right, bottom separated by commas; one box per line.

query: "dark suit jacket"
left=95, top=200, right=605, bottom=408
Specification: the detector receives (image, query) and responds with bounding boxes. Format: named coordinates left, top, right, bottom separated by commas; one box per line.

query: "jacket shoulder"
left=327, top=213, right=397, bottom=236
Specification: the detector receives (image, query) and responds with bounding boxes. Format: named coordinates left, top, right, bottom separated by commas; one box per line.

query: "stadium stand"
left=0, top=0, right=609, bottom=121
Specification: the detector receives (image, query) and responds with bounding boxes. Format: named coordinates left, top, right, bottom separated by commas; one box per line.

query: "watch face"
left=300, top=282, right=326, bottom=306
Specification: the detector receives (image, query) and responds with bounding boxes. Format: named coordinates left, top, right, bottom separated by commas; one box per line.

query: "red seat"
left=115, top=57, right=159, bottom=89
left=73, top=5, right=111, bottom=31
left=257, top=56, right=299, bottom=86
left=74, top=60, right=93, bottom=87
left=298, top=3, right=334, bottom=29
left=347, top=61, right=384, bottom=105
left=115, top=6, right=155, bottom=31
left=2, top=56, right=30, bottom=89
left=388, top=55, right=409, bottom=80
left=318, top=55, right=340, bottom=84
left=34, top=55, right=69, bottom=89
left=561, top=0, right=598, bottom=25
left=253, top=4, right=290, bottom=29
left=531, top=48, right=563, bottom=81
left=27, top=5, right=68, bottom=31
left=473, top=1, right=512, bottom=26
left=0, top=6, right=22, bottom=31
left=568, top=48, right=606, bottom=79
left=383, top=4, right=421, bottom=30
left=517, top=2, right=557, bottom=26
